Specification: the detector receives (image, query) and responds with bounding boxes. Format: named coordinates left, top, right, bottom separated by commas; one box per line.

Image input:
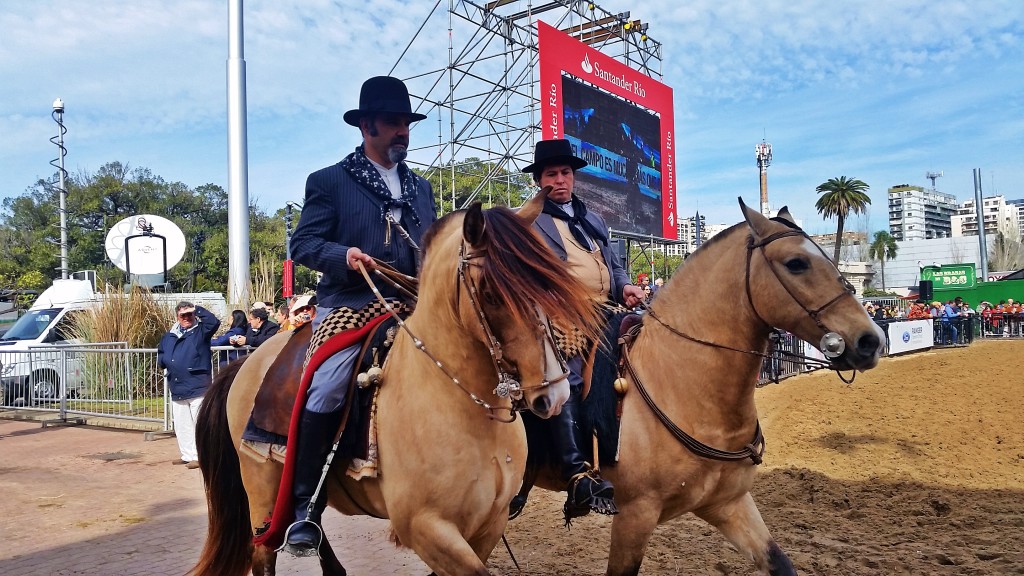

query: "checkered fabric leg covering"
left=304, top=300, right=411, bottom=368
left=554, top=302, right=629, bottom=359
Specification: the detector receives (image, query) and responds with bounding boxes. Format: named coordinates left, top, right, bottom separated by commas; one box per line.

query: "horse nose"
left=531, top=395, right=551, bottom=416
left=855, top=331, right=882, bottom=358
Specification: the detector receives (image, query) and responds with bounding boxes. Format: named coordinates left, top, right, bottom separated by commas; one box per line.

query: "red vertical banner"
left=537, top=21, right=677, bottom=239
left=282, top=259, right=293, bottom=298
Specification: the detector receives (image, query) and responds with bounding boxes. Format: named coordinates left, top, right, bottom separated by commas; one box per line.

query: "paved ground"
left=0, top=415, right=429, bottom=576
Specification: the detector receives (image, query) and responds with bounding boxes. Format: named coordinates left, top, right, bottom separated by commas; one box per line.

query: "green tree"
left=0, top=161, right=312, bottom=304
left=867, top=230, right=898, bottom=291
left=814, top=176, right=872, bottom=264
left=417, top=157, right=533, bottom=214
left=989, top=231, right=1024, bottom=272
left=626, top=245, right=684, bottom=282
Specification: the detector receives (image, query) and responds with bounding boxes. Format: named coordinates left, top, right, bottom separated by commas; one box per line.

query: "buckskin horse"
left=516, top=200, right=885, bottom=575
left=190, top=190, right=601, bottom=576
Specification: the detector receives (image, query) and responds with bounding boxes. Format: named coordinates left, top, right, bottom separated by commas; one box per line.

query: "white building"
left=951, top=195, right=1020, bottom=240
left=878, top=236, right=990, bottom=292
left=667, top=215, right=707, bottom=257
left=888, top=184, right=958, bottom=241
left=1007, top=198, right=1024, bottom=239
left=667, top=217, right=733, bottom=257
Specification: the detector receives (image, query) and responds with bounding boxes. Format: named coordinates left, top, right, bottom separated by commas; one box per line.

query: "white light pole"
left=227, top=0, right=251, bottom=303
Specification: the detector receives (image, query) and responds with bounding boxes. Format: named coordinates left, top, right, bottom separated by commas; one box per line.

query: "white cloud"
left=1, top=0, right=1022, bottom=235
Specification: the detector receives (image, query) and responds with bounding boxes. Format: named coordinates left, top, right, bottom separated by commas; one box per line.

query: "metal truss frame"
left=390, top=0, right=664, bottom=213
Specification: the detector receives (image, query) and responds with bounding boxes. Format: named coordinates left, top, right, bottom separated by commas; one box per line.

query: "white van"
left=0, top=280, right=93, bottom=405
left=0, top=279, right=226, bottom=407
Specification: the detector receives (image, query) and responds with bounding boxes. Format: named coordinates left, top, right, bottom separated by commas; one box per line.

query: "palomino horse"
left=190, top=193, right=601, bottom=576
left=519, top=200, right=885, bottom=575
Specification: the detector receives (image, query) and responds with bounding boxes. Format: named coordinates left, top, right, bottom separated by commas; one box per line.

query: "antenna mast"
left=926, top=171, right=943, bottom=190
left=756, top=139, right=773, bottom=216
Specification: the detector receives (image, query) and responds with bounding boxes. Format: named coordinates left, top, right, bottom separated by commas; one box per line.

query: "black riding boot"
left=554, top=398, right=617, bottom=526
left=283, top=408, right=344, bottom=557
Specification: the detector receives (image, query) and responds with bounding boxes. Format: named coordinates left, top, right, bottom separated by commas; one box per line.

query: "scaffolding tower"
left=390, top=0, right=664, bottom=213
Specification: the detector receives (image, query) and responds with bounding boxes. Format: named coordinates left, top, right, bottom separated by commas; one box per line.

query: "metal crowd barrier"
left=0, top=344, right=255, bottom=430
left=755, top=312, right=1021, bottom=386
left=977, top=313, right=1024, bottom=338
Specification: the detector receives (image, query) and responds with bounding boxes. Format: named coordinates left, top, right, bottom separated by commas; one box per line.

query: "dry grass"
left=69, top=286, right=170, bottom=348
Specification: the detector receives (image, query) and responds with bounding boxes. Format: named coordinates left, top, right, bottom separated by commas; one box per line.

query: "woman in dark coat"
left=211, top=309, right=249, bottom=365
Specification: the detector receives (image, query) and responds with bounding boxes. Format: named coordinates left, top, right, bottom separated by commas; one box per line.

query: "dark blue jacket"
left=291, top=160, right=436, bottom=309
left=158, top=306, right=220, bottom=401
left=210, top=325, right=246, bottom=347
left=211, top=325, right=247, bottom=365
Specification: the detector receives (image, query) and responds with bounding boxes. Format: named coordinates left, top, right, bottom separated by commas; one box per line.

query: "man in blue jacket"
left=285, top=76, right=436, bottom=555
left=157, top=301, right=220, bottom=469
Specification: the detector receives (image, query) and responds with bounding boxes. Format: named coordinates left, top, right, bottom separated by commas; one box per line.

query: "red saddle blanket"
left=252, top=315, right=388, bottom=549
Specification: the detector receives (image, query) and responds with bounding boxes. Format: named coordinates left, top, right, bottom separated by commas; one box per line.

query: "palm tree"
left=815, top=176, right=872, bottom=264
left=868, top=230, right=898, bottom=291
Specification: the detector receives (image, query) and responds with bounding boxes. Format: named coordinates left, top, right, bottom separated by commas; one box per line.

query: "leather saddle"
left=250, top=319, right=397, bottom=460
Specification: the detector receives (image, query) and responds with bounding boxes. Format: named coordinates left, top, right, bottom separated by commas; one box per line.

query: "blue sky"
left=2, top=0, right=1022, bottom=235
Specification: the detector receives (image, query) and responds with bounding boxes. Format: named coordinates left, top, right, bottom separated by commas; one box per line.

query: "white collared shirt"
left=368, top=157, right=403, bottom=222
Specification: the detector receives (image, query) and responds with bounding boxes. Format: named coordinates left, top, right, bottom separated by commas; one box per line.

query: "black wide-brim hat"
left=343, top=76, right=427, bottom=127
left=522, top=138, right=588, bottom=174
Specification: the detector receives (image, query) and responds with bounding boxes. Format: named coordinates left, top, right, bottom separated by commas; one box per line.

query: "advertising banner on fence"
left=887, top=319, right=934, bottom=355
left=538, top=21, right=676, bottom=239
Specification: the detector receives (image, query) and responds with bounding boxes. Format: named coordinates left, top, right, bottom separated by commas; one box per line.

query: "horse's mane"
left=420, top=207, right=601, bottom=344
left=476, top=207, right=601, bottom=341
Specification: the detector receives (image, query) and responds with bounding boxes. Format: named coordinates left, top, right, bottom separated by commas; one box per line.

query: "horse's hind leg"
left=696, top=492, right=796, bottom=576
left=606, top=498, right=661, bottom=576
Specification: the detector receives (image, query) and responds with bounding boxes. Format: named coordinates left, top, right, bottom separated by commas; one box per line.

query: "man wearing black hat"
left=519, top=138, right=645, bottom=523
left=285, top=76, right=436, bottom=556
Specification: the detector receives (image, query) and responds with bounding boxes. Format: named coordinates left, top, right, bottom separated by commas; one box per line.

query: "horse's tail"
left=188, top=357, right=254, bottom=576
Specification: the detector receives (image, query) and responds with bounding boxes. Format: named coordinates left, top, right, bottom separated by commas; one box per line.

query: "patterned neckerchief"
left=340, top=145, right=422, bottom=226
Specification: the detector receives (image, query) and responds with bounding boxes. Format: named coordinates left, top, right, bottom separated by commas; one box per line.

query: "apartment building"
left=887, top=184, right=958, bottom=241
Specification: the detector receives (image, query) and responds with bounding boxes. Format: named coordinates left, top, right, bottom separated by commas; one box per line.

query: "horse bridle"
left=458, top=243, right=570, bottom=415
left=744, top=227, right=857, bottom=360
left=627, top=226, right=861, bottom=465
left=359, top=242, right=569, bottom=422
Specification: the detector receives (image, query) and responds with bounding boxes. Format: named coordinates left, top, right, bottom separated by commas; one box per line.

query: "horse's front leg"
left=696, top=492, right=796, bottom=576
left=252, top=544, right=276, bottom=576
left=317, top=535, right=348, bottom=576
left=606, top=497, right=662, bottom=576
left=403, top=519, right=492, bottom=576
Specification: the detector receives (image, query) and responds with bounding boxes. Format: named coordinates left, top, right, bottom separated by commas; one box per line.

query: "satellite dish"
left=105, top=214, right=187, bottom=275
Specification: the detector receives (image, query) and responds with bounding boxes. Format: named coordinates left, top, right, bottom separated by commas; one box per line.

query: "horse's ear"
left=463, top=202, right=487, bottom=247
left=739, top=197, right=772, bottom=240
left=776, top=206, right=796, bottom=225
left=516, top=185, right=552, bottom=224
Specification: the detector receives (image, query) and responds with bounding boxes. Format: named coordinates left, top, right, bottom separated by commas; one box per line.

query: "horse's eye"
left=784, top=258, right=809, bottom=274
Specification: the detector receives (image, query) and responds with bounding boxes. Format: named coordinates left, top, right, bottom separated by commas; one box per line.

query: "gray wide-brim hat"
left=521, top=138, right=588, bottom=174
left=343, top=76, right=427, bottom=127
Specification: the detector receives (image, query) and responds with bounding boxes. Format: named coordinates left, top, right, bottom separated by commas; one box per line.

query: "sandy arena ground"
left=0, top=339, right=1021, bottom=575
